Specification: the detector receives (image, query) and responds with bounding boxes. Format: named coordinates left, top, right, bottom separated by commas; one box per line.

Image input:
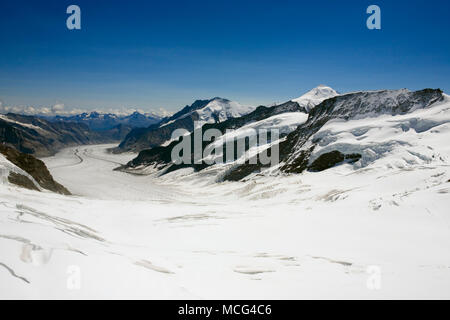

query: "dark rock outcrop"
left=308, top=151, right=361, bottom=172
left=7, top=172, right=39, bottom=191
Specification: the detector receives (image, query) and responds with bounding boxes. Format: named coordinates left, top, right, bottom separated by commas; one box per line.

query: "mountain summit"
left=292, top=85, right=339, bottom=111
left=190, top=97, right=255, bottom=129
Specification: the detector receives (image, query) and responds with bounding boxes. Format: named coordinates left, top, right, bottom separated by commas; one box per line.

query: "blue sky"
left=0, top=0, right=449, bottom=113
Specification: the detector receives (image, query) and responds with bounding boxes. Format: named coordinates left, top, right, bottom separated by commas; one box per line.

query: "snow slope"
left=195, top=98, right=255, bottom=128
left=0, top=139, right=448, bottom=299
left=161, top=98, right=255, bottom=129
left=308, top=94, right=450, bottom=168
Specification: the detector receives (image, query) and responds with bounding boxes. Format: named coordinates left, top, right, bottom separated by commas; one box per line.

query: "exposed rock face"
left=307, top=151, right=361, bottom=172
left=0, top=145, right=70, bottom=195
left=7, top=172, right=39, bottom=191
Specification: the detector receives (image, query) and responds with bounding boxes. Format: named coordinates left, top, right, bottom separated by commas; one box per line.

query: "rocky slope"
left=0, top=113, right=131, bottom=157
left=0, top=144, right=70, bottom=194
left=114, top=97, right=255, bottom=153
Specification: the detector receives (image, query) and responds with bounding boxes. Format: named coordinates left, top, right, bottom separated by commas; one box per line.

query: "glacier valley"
left=1, top=88, right=449, bottom=299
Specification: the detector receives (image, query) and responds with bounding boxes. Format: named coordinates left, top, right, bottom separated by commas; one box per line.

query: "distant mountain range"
left=43, top=111, right=164, bottom=131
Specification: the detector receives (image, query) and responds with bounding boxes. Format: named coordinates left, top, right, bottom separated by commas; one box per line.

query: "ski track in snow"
left=0, top=143, right=449, bottom=299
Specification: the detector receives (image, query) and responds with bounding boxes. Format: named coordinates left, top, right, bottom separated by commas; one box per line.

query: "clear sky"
left=0, top=0, right=449, bottom=113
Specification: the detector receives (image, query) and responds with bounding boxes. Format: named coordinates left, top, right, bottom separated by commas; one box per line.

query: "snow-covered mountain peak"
left=292, top=85, right=339, bottom=111
left=194, top=98, right=255, bottom=128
